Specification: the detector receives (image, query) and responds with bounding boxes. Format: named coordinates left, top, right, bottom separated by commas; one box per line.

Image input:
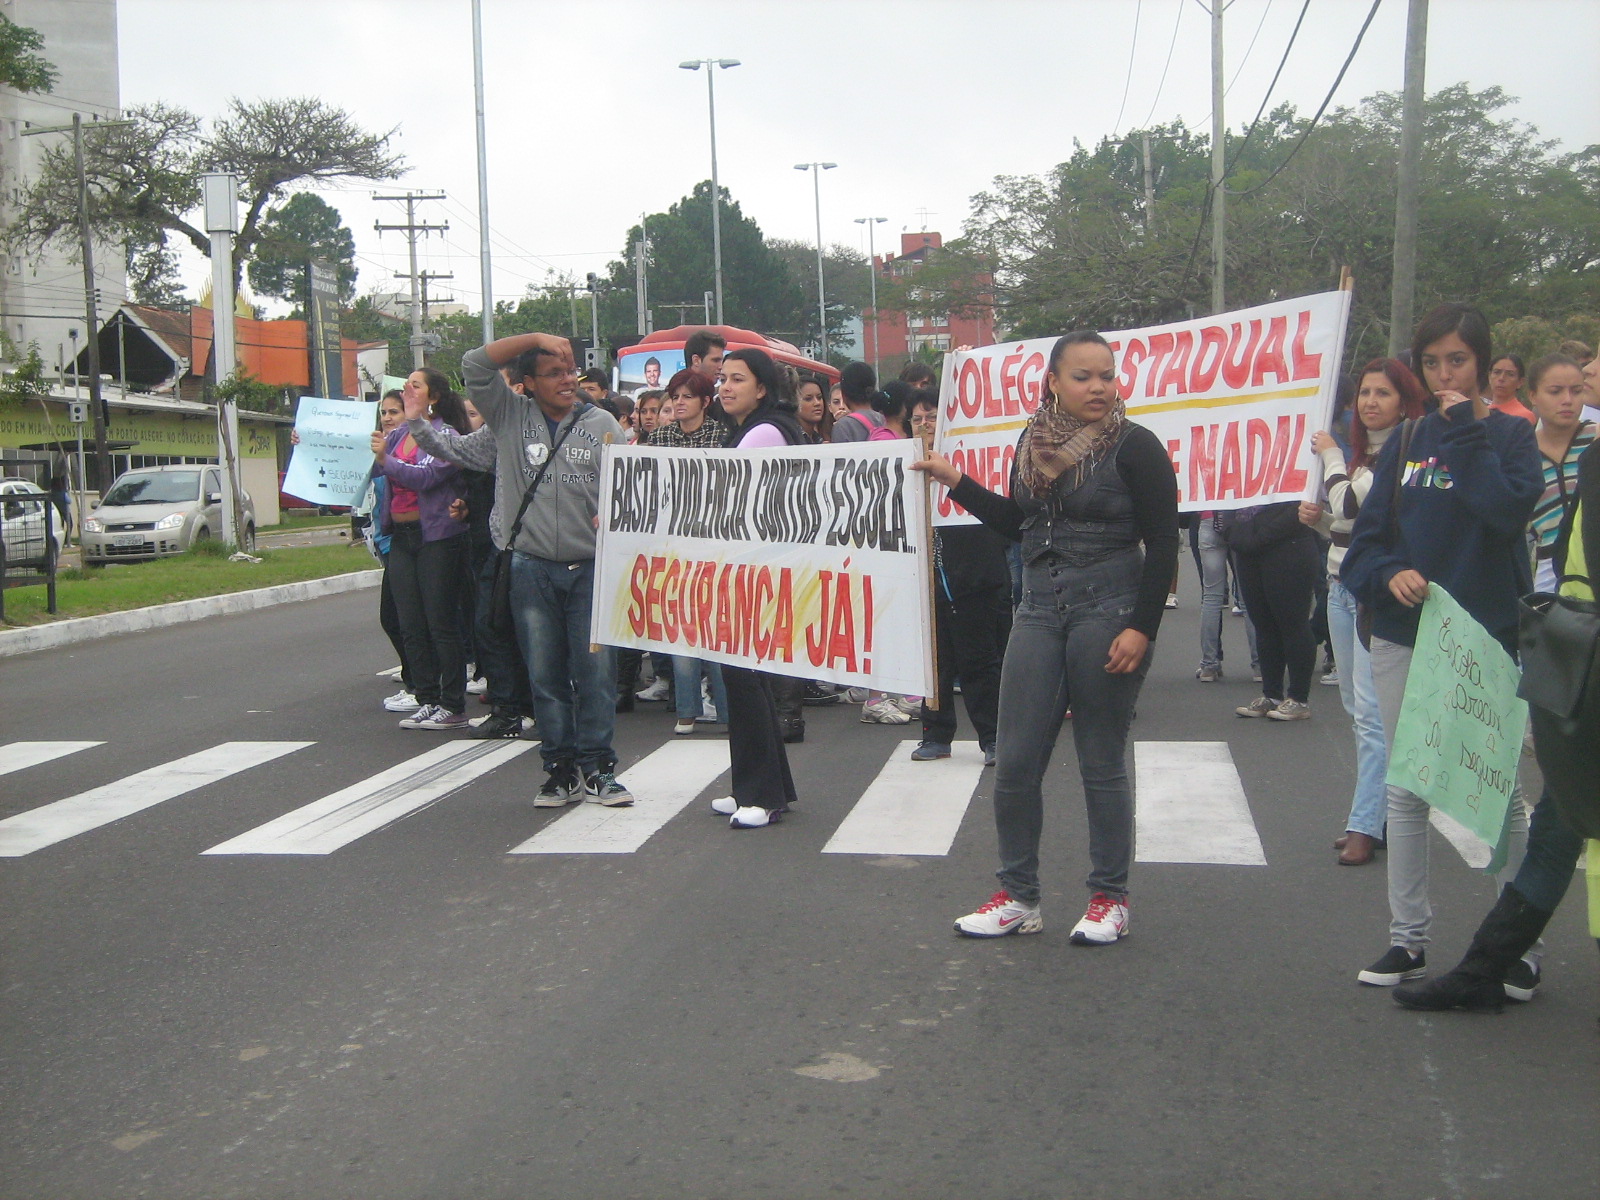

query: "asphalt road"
left=1, top=568, right=1595, bottom=1200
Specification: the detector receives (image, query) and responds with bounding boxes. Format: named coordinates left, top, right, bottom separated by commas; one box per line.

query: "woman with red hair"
left=1300, top=358, right=1428, bottom=864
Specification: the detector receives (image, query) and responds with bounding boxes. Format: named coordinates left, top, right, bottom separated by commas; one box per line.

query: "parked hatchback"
left=81, top=465, right=256, bottom=563
left=0, top=478, right=63, bottom=569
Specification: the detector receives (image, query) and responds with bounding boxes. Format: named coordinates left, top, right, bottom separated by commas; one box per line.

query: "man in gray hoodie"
left=459, top=333, right=631, bottom=807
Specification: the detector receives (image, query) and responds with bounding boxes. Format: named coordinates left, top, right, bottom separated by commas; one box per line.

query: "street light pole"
left=680, top=58, right=740, bottom=326
left=795, top=162, right=837, bottom=361
left=854, top=216, right=886, bottom=375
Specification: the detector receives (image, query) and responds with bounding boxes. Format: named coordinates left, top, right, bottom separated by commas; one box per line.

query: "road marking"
left=1135, top=741, right=1267, bottom=866
left=0, top=741, right=104, bottom=777
left=203, top=741, right=534, bottom=855
left=0, top=742, right=311, bottom=857
left=822, top=740, right=986, bottom=856
left=509, top=740, right=731, bottom=854
left=1429, top=807, right=1492, bottom=869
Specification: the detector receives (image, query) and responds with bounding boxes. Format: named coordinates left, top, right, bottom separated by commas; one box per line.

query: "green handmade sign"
left=1386, top=584, right=1527, bottom=872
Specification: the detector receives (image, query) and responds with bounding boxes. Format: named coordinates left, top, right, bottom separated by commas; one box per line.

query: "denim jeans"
left=510, top=554, right=616, bottom=774
left=1325, top=578, right=1387, bottom=838
left=473, top=545, right=532, bottom=717
left=1193, top=518, right=1229, bottom=671
left=385, top=523, right=468, bottom=712
left=1369, top=636, right=1530, bottom=953
left=993, top=550, right=1151, bottom=905
left=1511, top=790, right=1586, bottom=913
left=674, top=656, right=728, bottom=723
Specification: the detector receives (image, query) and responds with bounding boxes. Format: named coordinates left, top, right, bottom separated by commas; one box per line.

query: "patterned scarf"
left=1016, top=390, right=1128, bottom=500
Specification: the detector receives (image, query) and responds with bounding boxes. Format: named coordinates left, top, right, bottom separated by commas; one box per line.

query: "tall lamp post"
left=679, top=57, right=740, bottom=326
left=795, top=162, right=837, bottom=360
left=853, top=216, right=886, bottom=375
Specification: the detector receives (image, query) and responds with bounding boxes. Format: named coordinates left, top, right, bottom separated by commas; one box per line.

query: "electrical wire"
left=1222, top=0, right=1311, bottom=176
left=1111, top=0, right=1143, bottom=139
left=1139, top=0, right=1187, bottom=129
left=1224, top=0, right=1275, bottom=97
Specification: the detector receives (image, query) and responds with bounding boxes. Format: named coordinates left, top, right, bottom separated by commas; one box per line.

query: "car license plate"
left=113, top=533, right=145, bottom=547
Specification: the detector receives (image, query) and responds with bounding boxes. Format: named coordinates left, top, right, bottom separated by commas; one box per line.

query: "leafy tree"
left=0, top=15, right=56, bottom=93
left=126, top=240, right=187, bottom=307
left=212, top=369, right=283, bottom=414
left=247, top=193, right=358, bottom=309
left=3, top=97, right=402, bottom=294
left=767, top=238, right=870, bottom=357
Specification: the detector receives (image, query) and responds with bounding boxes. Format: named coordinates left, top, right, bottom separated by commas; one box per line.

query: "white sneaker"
left=674, top=717, right=697, bottom=735
left=729, top=805, right=778, bottom=828
left=889, top=695, right=921, bottom=716
left=466, top=676, right=488, bottom=695
left=861, top=698, right=911, bottom=724
left=635, top=678, right=672, bottom=702
left=699, top=698, right=720, bottom=722
left=382, top=689, right=420, bottom=712
left=521, top=716, right=537, bottom=734
left=1069, top=892, right=1129, bottom=945
left=376, top=664, right=404, bottom=678
left=1165, top=593, right=1179, bottom=609
left=954, top=890, right=1042, bottom=937
left=845, top=686, right=870, bottom=704
left=709, top=795, right=738, bottom=815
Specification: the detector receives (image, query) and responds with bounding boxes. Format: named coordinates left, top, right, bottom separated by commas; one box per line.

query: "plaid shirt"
left=647, top=420, right=729, bottom=449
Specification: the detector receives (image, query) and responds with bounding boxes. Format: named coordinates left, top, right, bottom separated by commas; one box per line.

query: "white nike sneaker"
left=1069, top=892, right=1130, bottom=945
left=954, top=890, right=1042, bottom=937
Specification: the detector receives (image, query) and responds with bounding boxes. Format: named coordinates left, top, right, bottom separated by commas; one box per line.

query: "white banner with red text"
left=592, top=441, right=935, bottom=697
left=932, top=289, right=1352, bottom=523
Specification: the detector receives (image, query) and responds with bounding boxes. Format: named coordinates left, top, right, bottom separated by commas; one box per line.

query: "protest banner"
left=1386, top=585, right=1528, bottom=873
left=592, top=441, right=935, bottom=697
left=931, top=289, right=1352, bottom=524
left=282, top=396, right=379, bottom=507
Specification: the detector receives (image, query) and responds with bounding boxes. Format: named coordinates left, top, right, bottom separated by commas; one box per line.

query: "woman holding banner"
left=705, top=349, right=806, bottom=829
left=1342, top=303, right=1543, bottom=988
left=915, top=330, right=1179, bottom=944
left=1301, top=358, right=1428, bottom=865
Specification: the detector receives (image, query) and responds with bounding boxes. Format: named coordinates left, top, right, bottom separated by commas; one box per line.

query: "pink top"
left=388, top=435, right=421, bottom=516
left=737, top=423, right=789, bottom=449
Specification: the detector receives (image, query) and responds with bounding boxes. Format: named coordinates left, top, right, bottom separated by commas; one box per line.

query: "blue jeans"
left=510, top=554, right=616, bottom=774
left=1511, top=790, right=1586, bottom=913
left=1325, top=578, right=1387, bottom=839
left=673, top=656, right=728, bottom=723
left=992, top=550, right=1152, bottom=905
left=1193, top=518, right=1228, bottom=671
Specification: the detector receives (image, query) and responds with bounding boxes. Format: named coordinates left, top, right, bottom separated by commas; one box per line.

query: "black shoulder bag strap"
left=489, top=403, right=588, bottom=631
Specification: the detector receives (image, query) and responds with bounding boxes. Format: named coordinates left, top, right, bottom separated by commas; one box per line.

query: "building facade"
left=863, top=231, right=996, bottom=379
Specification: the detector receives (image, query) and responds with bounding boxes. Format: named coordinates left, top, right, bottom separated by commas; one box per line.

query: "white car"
left=0, top=478, right=64, bottom=569
left=80, top=465, right=256, bottom=563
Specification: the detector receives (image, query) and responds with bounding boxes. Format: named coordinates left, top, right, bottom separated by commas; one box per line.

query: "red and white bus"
left=615, top=324, right=838, bottom=395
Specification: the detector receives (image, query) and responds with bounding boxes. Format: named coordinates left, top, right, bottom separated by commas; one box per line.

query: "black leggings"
left=386, top=523, right=468, bottom=712
left=1235, top=534, right=1319, bottom=703
left=721, top=665, right=798, bottom=812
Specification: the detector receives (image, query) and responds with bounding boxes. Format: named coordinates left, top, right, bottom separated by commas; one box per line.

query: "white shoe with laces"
left=954, top=890, right=1042, bottom=937
left=861, top=699, right=911, bottom=724
left=1069, top=892, right=1129, bottom=945
left=635, top=678, right=672, bottom=702
left=382, top=689, right=420, bottom=712
left=709, top=795, right=737, bottom=816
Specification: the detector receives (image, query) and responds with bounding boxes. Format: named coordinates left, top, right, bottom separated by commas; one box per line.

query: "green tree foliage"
left=212, top=369, right=283, bottom=414
left=766, top=238, right=870, bottom=356
left=0, top=15, right=56, bottom=93
left=1491, top=314, right=1600, bottom=367
left=914, top=87, right=1600, bottom=371
left=247, top=193, right=358, bottom=310
left=3, top=97, right=402, bottom=297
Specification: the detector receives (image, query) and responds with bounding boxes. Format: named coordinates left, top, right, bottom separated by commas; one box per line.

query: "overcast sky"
left=119, top=0, right=1600, bottom=317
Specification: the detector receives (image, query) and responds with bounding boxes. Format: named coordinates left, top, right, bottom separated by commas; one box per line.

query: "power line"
left=1224, top=0, right=1275, bottom=96
left=1139, top=0, right=1187, bottom=128
left=1223, top=0, right=1311, bottom=177
left=1111, top=0, right=1143, bottom=138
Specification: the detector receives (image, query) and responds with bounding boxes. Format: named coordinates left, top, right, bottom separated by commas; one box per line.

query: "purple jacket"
left=377, top=420, right=465, bottom=542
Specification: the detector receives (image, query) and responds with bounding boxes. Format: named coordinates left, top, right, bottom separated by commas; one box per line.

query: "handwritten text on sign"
left=932, top=289, right=1352, bottom=523
left=282, top=396, right=379, bottom=507
left=1386, top=585, right=1528, bottom=873
left=593, top=441, right=934, bottom=697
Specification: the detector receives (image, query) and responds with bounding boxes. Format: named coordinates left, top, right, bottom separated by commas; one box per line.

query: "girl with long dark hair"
left=915, top=331, right=1179, bottom=943
left=371, top=367, right=473, bottom=729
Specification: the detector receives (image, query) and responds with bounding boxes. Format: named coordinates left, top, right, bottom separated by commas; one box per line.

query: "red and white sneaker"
left=953, top=890, right=1042, bottom=937
left=1069, top=892, right=1129, bottom=945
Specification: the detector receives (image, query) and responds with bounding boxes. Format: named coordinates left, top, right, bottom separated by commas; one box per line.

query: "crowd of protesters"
left=334, top=316, right=1596, bottom=1014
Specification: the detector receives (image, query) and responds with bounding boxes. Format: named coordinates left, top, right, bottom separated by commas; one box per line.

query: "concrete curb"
left=0, top=569, right=382, bottom=659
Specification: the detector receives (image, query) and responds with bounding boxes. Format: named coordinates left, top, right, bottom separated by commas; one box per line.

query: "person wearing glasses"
left=460, top=335, right=633, bottom=808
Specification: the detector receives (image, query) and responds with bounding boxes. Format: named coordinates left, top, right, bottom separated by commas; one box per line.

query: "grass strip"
left=2, top=543, right=378, bottom=626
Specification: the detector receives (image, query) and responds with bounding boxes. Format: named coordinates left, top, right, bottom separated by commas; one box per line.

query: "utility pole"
left=470, top=0, right=494, bottom=344
left=679, top=59, right=740, bottom=324
left=394, top=270, right=455, bottom=323
left=795, top=162, right=838, bottom=360
left=373, top=191, right=448, bottom=367
left=1209, top=0, right=1227, bottom=314
left=1141, top=131, right=1156, bottom=234
left=21, top=113, right=131, bottom=492
left=1389, top=0, right=1428, bottom=355
left=202, top=172, right=245, bottom=549
left=854, top=216, right=887, bottom=375
left=634, top=218, right=650, bottom=336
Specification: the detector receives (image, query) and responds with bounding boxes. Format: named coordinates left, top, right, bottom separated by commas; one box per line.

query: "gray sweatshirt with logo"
left=455, top=347, right=625, bottom=561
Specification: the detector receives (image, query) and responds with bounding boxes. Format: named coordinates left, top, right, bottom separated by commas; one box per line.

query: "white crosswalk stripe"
left=0, top=741, right=103, bottom=777
left=0, top=742, right=311, bottom=857
left=509, top=740, right=731, bottom=854
left=1134, top=740, right=1268, bottom=866
left=823, top=740, right=987, bottom=856
left=204, top=741, right=536, bottom=855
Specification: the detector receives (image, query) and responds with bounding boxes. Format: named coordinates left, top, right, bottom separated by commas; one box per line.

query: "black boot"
left=1393, top=885, right=1552, bottom=1014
